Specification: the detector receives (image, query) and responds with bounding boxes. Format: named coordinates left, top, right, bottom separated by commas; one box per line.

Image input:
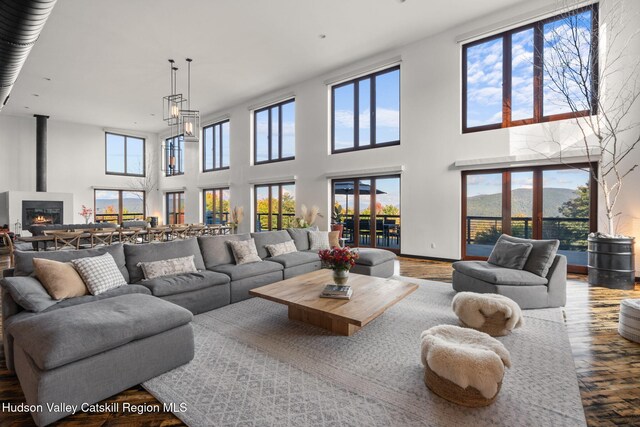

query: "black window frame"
left=165, top=134, right=184, bottom=177
left=93, top=189, right=146, bottom=224
left=253, top=98, right=295, bottom=165
left=105, top=132, right=146, bottom=177
left=462, top=4, right=598, bottom=133
left=203, top=120, right=230, bottom=172
left=203, top=187, right=230, bottom=225
left=254, top=182, right=296, bottom=231
left=331, top=65, right=401, bottom=154
left=166, top=191, right=185, bottom=225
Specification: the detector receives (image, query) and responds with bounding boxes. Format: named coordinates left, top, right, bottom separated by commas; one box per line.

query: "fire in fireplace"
left=22, top=201, right=63, bottom=227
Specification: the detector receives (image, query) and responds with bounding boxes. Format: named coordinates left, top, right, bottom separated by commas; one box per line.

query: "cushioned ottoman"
left=420, top=325, right=511, bottom=407
left=7, top=294, right=194, bottom=426
left=619, top=299, right=640, bottom=343
left=350, top=248, right=396, bottom=278
left=452, top=292, right=523, bottom=336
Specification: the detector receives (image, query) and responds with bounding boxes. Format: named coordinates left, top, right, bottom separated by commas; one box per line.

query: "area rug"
left=143, top=278, right=587, bottom=426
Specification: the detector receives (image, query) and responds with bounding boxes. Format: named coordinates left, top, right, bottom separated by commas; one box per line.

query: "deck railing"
left=466, top=215, right=590, bottom=250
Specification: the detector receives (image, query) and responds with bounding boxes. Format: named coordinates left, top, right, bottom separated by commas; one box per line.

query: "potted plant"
left=331, top=203, right=344, bottom=238
left=537, top=3, right=638, bottom=289
left=318, top=246, right=359, bottom=285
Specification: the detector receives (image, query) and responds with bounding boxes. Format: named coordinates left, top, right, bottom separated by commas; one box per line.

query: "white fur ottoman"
left=452, top=292, right=523, bottom=336
left=619, top=299, right=640, bottom=343
left=420, top=325, right=511, bottom=407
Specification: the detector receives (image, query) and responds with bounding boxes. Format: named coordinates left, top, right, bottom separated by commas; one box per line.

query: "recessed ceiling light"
left=150, top=113, right=155, bottom=116
left=318, top=34, right=326, bottom=39
left=43, top=77, right=51, bottom=81
left=32, top=93, right=39, bottom=97
left=24, top=106, right=30, bottom=109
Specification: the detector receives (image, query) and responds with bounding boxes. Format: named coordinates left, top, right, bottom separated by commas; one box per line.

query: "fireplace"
left=22, top=200, right=63, bottom=227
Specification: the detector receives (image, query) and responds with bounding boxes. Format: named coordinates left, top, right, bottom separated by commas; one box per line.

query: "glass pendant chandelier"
left=162, top=59, right=184, bottom=126
left=181, top=58, right=200, bottom=142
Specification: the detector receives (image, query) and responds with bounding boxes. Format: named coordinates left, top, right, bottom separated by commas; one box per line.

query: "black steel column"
left=35, top=114, right=49, bottom=192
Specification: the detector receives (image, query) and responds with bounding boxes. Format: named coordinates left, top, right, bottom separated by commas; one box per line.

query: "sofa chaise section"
left=124, top=239, right=230, bottom=313
left=7, top=294, right=193, bottom=426
left=452, top=254, right=567, bottom=309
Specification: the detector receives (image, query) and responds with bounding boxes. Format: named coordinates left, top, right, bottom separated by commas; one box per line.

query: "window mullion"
left=533, top=23, right=543, bottom=121
left=268, top=108, right=272, bottom=162
left=279, top=105, right=283, bottom=159
left=370, top=77, right=376, bottom=146
left=354, top=82, right=359, bottom=148
left=503, top=34, right=512, bottom=128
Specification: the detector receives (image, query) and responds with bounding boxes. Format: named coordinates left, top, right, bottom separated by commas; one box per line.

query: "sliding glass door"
left=94, top=190, right=145, bottom=224
left=332, top=175, right=400, bottom=252
left=254, top=183, right=295, bottom=231
left=462, top=164, right=595, bottom=271
left=166, top=192, right=185, bottom=225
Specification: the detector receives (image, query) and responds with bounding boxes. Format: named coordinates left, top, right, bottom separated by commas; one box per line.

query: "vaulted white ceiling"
left=4, top=0, right=528, bottom=132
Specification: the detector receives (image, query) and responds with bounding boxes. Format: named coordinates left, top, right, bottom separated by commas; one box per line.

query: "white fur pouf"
left=452, top=292, right=523, bottom=336
left=420, top=325, right=511, bottom=407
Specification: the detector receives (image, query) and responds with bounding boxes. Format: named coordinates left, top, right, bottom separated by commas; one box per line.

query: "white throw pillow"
left=227, top=239, right=262, bottom=265
left=309, top=231, right=330, bottom=251
left=71, top=253, right=127, bottom=295
left=265, top=240, right=297, bottom=257
left=137, top=255, right=198, bottom=280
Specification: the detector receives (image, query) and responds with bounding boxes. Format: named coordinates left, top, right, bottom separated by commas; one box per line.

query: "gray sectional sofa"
left=1, top=228, right=396, bottom=426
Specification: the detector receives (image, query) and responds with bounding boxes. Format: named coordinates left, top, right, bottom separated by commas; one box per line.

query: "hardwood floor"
left=0, top=254, right=638, bottom=426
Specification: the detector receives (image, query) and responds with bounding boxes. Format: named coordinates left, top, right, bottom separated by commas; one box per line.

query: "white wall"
left=0, top=115, right=160, bottom=226
left=157, top=0, right=640, bottom=274
left=0, top=0, right=637, bottom=273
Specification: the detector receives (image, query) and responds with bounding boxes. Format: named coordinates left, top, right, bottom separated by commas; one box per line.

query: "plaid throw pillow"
left=71, top=253, right=127, bottom=295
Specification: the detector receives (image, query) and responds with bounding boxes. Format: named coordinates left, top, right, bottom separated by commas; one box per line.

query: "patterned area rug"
left=143, top=278, right=586, bottom=426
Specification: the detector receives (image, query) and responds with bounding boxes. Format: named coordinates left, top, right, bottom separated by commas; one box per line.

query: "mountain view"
left=95, top=197, right=144, bottom=213
left=468, top=188, right=580, bottom=217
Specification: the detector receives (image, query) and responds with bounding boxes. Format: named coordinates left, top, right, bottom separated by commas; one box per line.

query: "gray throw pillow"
left=488, top=240, right=533, bottom=270
left=1, top=276, right=57, bottom=312
left=497, top=235, right=560, bottom=277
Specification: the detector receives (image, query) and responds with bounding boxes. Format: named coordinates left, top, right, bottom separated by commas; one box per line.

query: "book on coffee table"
left=321, top=285, right=352, bottom=299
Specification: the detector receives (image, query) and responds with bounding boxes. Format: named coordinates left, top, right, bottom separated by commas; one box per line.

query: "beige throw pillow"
left=228, top=239, right=262, bottom=265
left=265, top=240, right=297, bottom=257
left=137, top=255, right=198, bottom=280
left=33, top=258, right=89, bottom=300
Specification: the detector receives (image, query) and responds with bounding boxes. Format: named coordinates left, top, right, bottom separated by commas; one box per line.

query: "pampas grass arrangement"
left=230, top=206, right=244, bottom=230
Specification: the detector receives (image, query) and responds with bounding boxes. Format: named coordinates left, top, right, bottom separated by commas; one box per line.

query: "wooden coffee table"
left=249, top=269, right=418, bottom=336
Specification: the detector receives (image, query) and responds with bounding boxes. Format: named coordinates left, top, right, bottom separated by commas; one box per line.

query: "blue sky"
left=466, top=10, right=591, bottom=126
left=467, top=169, right=590, bottom=198
left=334, top=69, right=400, bottom=149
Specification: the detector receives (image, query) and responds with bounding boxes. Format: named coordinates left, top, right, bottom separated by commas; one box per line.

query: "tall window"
left=203, top=188, right=230, bottom=225
left=254, top=99, right=295, bottom=164
left=203, top=120, right=230, bottom=171
left=462, top=5, right=597, bottom=132
left=166, top=192, right=185, bottom=225
left=332, top=66, right=400, bottom=152
left=332, top=176, right=401, bottom=252
left=105, top=132, right=145, bottom=176
left=254, top=183, right=295, bottom=231
left=94, top=190, right=145, bottom=224
left=462, top=164, right=597, bottom=272
left=165, top=135, right=184, bottom=176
